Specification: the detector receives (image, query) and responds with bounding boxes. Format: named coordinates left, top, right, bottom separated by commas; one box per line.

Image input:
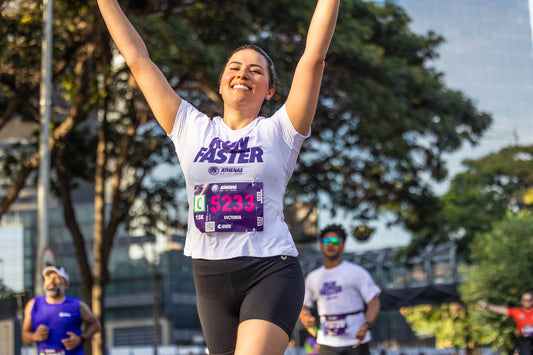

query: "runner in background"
left=478, top=291, right=533, bottom=355
left=22, top=266, right=101, bottom=355
left=300, top=224, right=381, bottom=355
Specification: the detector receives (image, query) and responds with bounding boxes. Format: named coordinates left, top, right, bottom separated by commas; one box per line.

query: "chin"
left=45, top=289, right=61, bottom=297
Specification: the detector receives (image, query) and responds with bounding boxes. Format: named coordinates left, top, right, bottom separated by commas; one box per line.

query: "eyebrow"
left=228, top=61, right=265, bottom=71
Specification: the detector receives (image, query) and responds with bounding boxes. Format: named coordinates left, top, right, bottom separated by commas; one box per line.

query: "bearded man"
left=22, top=266, right=101, bottom=355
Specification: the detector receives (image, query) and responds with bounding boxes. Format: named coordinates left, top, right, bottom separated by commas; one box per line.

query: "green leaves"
left=288, top=1, right=490, bottom=229
left=408, top=145, right=533, bottom=259
left=1, top=0, right=492, bottom=238
left=460, top=212, right=533, bottom=352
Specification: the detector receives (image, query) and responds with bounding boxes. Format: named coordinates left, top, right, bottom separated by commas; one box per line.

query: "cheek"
left=220, top=70, right=234, bottom=85
left=257, top=77, right=270, bottom=90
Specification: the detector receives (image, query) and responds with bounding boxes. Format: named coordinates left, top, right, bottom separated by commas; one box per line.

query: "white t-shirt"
left=303, top=260, right=381, bottom=347
left=168, top=99, right=309, bottom=259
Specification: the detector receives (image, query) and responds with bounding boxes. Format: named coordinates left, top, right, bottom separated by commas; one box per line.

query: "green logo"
left=194, top=194, right=206, bottom=212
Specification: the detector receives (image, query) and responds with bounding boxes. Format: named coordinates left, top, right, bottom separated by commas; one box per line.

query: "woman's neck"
left=223, top=105, right=261, bottom=130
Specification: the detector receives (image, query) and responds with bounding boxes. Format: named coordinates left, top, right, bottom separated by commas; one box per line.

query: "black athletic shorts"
left=193, top=255, right=305, bottom=355
left=518, top=336, right=533, bottom=355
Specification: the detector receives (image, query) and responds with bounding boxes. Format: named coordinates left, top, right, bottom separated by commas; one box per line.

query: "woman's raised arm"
left=97, top=0, right=181, bottom=134
left=285, top=0, right=340, bottom=135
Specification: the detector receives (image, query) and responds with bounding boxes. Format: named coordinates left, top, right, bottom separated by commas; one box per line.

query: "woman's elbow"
left=122, top=49, right=151, bottom=71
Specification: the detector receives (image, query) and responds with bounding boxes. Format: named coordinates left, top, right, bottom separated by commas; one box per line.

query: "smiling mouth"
left=231, top=84, right=251, bottom=91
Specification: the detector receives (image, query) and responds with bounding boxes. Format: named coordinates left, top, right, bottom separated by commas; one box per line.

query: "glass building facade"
left=395, top=0, right=533, bottom=180
left=353, top=0, right=533, bottom=252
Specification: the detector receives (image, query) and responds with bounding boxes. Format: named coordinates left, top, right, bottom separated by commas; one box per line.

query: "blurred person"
left=478, top=291, right=533, bottom=355
left=22, top=266, right=101, bottom=355
left=96, top=0, right=339, bottom=354
left=300, top=224, right=381, bottom=355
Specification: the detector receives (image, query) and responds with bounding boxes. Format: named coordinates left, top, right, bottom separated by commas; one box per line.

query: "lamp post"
left=151, top=253, right=160, bottom=355
left=138, top=234, right=160, bottom=355
left=36, top=0, right=53, bottom=296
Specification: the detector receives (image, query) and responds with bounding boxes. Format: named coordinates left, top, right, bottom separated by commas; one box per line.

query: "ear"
left=266, top=87, right=276, bottom=100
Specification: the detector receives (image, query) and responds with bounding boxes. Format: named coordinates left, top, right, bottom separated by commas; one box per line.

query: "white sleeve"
left=303, top=274, right=316, bottom=308
left=271, top=104, right=310, bottom=151
left=355, top=267, right=381, bottom=303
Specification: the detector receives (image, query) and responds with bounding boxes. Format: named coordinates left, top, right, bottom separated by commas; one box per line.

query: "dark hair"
left=219, top=44, right=279, bottom=115
left=221, top=44, right=277, bottom=89
left=319, top=224, right=347, bottom=243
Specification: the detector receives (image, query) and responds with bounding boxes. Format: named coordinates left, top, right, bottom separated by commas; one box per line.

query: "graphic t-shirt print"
left=193, top=136, right=264, bottom=233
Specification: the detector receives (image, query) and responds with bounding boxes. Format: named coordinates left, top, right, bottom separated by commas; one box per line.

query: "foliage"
left=459, top=211, right=533, bottom=353
left=399, top=152, right=533, bottom=353
left=0, top=283, right=13, bottom=300
left=400, top=303, right=480, bottom=350
left=402, top=145, right=533, bottom=260
left=288, top=1, right=492, bottom=231
left=1, top=0, right=492, bottom=235
left=1, top=0, right=493, bottom=352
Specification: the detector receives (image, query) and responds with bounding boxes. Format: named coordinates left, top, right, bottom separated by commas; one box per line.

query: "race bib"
left=39, top=349, right=65, bottom=355
left=522, top=325, right=533, bottom=337
left=324, top=315, right=347, bottom=336
left=193, top=182, right=264, bottom=233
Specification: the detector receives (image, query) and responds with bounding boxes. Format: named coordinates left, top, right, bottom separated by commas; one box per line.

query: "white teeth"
left=233, top=84, right=250, bottom=90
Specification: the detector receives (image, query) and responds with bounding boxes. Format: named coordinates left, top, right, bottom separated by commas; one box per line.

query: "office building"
left=396, top=0, right=533, bottom=177
left=351, top=0, right=533, bottom=251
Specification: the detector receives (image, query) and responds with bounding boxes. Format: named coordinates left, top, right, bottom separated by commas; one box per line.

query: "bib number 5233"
left=193, top=182, right=264, bottom=233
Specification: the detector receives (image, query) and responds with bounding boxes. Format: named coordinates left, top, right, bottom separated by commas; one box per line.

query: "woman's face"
left=219, top=49, right=275, bottom=113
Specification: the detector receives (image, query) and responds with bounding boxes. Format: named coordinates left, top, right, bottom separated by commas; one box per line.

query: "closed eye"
left=249, top=65, right=265, bottom=74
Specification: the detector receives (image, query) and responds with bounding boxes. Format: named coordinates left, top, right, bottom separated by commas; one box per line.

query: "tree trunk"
left=92, top=91, right=108, bottom=355
left=91, top=275, right=105, bottom=355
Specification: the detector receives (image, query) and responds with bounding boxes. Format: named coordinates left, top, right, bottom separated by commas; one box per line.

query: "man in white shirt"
left=300, top=224, right=381, bottom=355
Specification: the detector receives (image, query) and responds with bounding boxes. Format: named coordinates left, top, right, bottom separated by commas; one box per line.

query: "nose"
left=236, top=68, right=249, bottom=79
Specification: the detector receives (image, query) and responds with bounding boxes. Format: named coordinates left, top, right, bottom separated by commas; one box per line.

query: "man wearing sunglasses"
left=478, top=291, right=533, bottom=355
left=299, top=224, right=381, bottom=355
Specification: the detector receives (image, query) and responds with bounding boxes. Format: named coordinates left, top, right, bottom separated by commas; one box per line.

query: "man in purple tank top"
left=22, top=266, right=101, bottom=355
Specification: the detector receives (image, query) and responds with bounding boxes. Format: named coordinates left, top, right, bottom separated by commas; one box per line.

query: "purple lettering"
left=237, top=150, right=251, bottom=163
left=222, top=140, right=238, bottom=151
left=199, top=148, right=217, bottom=163
left=216, top=149, right=227, bottom=163
left=193, top=147, right=208, bottom=162
left=237, top=136, right=250, bottom=150
left=249, top=147, right=263, bottom=163
left=209, top=138, right=221, bottom=149
left=227, top=151, right=238, bottom=164
left=194, top=136, right=264, bottom=165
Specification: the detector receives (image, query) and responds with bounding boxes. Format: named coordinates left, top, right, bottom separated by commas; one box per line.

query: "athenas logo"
left=193, top=137, right=264, bottom=164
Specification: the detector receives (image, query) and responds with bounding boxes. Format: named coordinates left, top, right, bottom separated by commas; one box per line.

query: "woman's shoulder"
left=265, top=103, right=288, bottom=122
left=170, top=99, right=215, bottom=137
left=179, top=99, right=212, bottom=120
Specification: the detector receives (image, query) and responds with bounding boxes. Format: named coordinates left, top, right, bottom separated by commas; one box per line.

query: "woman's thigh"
left=235, top=319, right=289, bottom=355
left=240, top=256, right=305, bottom=336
